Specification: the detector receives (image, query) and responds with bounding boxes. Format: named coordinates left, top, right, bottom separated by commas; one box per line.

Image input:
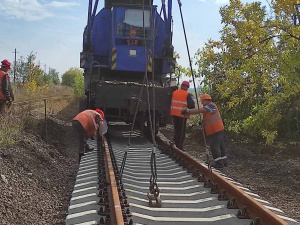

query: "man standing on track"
left=0, top=59, right=14, bottom=113
left=170, top=81, right=195, bottom=150
left=181, top=94, right=227, bottom=168
left=72, top=109, right=104, bottom=160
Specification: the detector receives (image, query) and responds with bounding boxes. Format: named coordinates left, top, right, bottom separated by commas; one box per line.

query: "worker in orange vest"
left=170, top=81, right=195, bottom=150
left=127, top=29, right=139, bottom=46
left=72, top=109, right=105, bottom=160
left=0, top=59, right=14, bottom=113
left=181, top=94, right=227, bottom=168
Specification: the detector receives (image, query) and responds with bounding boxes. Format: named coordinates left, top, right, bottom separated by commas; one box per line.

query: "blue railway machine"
left=80, top=0, right=177, bottom=133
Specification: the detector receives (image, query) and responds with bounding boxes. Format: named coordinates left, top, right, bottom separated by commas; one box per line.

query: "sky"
left=0, top=0, right=269, bottom=78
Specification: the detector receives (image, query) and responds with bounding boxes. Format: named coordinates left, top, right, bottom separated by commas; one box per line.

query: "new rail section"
left=66, top=123, right=299, bottom=225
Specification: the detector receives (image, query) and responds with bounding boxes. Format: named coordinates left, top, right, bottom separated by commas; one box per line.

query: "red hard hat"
left=200, top=94, right=212, bottom=102
left=181, top=81, right=190, bottom=88
left=1, top=59, right=11, bottom=70
left=95, top=109, right=104, bottom=120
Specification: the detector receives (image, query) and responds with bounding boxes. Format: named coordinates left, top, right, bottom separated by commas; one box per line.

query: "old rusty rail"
left=103, top=136, right=125, bottom=225
left=156, top=135, right=288, bottom=225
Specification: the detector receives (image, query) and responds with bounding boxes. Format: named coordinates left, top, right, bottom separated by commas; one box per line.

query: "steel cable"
left=176, top=0, right=211, bottom=166
left=120, top=1, right=164, bottom=178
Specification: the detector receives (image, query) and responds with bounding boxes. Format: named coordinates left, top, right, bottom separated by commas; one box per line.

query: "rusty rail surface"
left=156, top=135, right=288, bottom=225
left=103, top=137, right=125, bottom=225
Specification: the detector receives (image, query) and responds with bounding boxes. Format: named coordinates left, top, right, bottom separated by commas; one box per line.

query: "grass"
left=0, top=85, right=75, bottom=148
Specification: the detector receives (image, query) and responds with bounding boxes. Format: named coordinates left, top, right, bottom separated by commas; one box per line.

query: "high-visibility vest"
left=127, top=39, right=138, bottom=46
left=170, top=89, right=190, bottom=119
left=73, top=110, right=102, bottom=138
left=202, top=102, right=224, bottom=136
left=0, top=70, right=7, bottom=101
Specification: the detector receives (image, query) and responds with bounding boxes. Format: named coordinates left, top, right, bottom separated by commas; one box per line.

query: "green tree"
left=73, top=74, right=84, bottom=97
left=48, top=68, right=60, bottom=85
left=61, top=68, right=83, bottom=87
left=195, top=0, right=300, bottom=144
left=12, top=53, right=60, bottom=86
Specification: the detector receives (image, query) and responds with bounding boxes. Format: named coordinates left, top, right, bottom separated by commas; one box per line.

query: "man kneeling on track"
left=72, top=109, right=104, bottom=161
left=181, top=94, right=227, bottom=168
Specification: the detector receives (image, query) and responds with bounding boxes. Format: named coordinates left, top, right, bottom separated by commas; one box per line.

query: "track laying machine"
left=80, top=0, right=177, bottom=133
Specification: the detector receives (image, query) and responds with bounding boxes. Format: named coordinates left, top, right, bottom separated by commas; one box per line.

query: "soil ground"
left=0, top=99, right=299, bottom=224
left=0, top=99, right=79, bottom=225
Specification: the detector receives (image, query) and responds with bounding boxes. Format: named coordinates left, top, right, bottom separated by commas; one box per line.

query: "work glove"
left=181, top=107, right=189, bottom=115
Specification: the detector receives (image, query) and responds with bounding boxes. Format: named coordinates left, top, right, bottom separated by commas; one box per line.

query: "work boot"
left=222, top=159, right=228, bottom=167
left=85, top=145, right=94, bottom=153
left=213, top=161, right=224, bottom=168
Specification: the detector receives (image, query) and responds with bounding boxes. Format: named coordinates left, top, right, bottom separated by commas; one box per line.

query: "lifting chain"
left=120, top=145, right=129, bottom=178
left=147, top=146, right=162, bottom=207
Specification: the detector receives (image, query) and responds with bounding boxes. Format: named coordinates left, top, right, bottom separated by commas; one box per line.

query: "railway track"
left=66, top=123, right=299, bottom=225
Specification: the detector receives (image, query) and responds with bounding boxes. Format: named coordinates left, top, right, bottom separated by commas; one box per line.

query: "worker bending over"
left=182, top=94, right=227, bottom=168
left=72, top=109, right=105, bottom=160
left=170, top=81, right=195, bottom=150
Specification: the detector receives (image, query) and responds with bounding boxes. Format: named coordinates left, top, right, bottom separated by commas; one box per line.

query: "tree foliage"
left=73, top=74, right=84, bottom=97
left=61, top=68, right=83, bottom=87
left=195, top=0, right=300, bottom=144
left=11, top=53, right=60, bottom=87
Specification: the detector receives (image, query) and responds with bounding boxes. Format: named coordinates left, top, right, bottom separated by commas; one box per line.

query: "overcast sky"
left=0, top=0, right=268, bottom=77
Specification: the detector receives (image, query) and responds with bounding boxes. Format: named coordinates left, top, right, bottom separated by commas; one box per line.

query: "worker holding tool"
left=170, top=81, right=195, bottom=150
left=181, top=94, right=227, bottom=168
left=0, top=59, right=14, bottom=113
left=72, top=109, right=104, bottom=160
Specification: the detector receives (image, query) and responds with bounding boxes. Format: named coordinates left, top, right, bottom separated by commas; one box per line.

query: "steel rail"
left=103, top=136, right=125, bottom=225
left=156, top=135, right=289, bottom=225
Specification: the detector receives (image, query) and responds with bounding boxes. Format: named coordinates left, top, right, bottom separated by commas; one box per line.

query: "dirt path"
left=161, top=124, right=300, bottom=222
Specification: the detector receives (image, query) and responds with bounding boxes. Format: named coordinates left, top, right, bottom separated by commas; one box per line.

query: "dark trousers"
left=72, top=120, right=87, bottom=156
left=173, top=116, right=187, bottom=150
left=206, top=130, right=226, bottom=163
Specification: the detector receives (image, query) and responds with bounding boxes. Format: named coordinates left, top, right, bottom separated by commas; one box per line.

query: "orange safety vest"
left=73, top=110, right=101, bottom=138
left=202, top=102, right=224, bottom=136
left=127, top=39, right=138, bottom=46
left=0, top=70, right=7, bottom=101
left=170, top=89, right=190, bottom=119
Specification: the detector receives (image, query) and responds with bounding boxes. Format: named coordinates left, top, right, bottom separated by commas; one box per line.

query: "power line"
left=0, top=40, right=14, bottom=50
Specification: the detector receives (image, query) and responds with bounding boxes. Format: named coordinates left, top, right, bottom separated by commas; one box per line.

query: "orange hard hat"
left=1, top=59, right=11, bottom=70
left=95, top=109, right=104, bottom=120
left=200, top=94, right=212, bottom=102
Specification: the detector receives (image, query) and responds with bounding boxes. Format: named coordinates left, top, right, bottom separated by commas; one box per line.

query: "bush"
left=73, top=75, right=84, bottom=97
left=62, top=68, right=83, bottom=87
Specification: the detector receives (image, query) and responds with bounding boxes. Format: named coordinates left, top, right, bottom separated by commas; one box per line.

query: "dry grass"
left=0, top=85, right=75, bottom=148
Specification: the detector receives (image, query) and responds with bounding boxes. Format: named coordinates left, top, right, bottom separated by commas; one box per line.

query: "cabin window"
left=117, top=9, right=151, bottom=38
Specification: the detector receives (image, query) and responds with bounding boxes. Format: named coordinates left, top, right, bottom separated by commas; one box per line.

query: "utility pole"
left=44, top=64, right=46, bottom=79
left=12, top=48, right=18, bottom=83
